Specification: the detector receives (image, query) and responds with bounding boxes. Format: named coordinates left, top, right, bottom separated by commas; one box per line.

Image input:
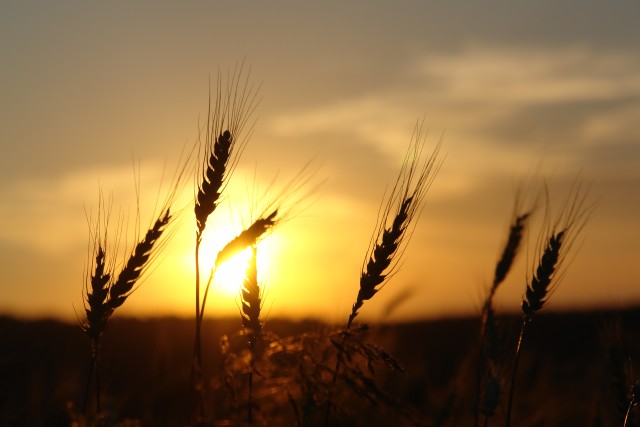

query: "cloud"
left=0, top=162, right=170, bottom=256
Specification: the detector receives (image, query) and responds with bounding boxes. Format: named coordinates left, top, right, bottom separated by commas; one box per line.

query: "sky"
left=1, top=1, right=639, bottom=323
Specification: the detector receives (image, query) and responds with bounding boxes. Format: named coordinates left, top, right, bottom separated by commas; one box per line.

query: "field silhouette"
left=2, top=309, right=639, bottom=426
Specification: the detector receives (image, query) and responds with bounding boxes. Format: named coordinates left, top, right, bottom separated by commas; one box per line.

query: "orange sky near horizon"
left=1, top=1, right=639, bottom=323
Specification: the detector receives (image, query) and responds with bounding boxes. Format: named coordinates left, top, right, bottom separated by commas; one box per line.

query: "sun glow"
left=182, top=229, right=280, bottom=315
left=212, top=247, right=254, bottom=296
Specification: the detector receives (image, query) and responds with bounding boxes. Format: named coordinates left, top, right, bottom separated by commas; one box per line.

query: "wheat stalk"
left=81, top=206, right=173, bottom=416
left=505, top=180, right=594, bottom=427
left=324, top=122, right=441, bottom=427
left=475, top=207, right=530, bottom=427
left=241, top=245, right=261, bottom=424
left=194, top=64, right=259, bottom=239
left=191, top=63, right=259, bottom=420
left=348, top=123, right=442, bottom=328
left=79, top=121, right=190, bottom=418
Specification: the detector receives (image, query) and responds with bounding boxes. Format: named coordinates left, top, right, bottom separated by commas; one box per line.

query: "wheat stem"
left=475, top=210, right=529, bottom=427
left=325, top=123, right=441, bottom=427
left=506, top=179, right=593, bottom=427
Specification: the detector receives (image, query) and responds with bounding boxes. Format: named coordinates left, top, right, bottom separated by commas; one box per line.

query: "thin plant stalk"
left=505, top=320, right=526, bottom=427
left=81, top=207, right=172, bottom=417
left=505, top=181, right=593, bottom=427
left=191, top=64, right=259, bottom=419
left=475, top=210, right=530, bottom=427
left=241, top=245, right=261, bottom=424
left=623, top=382, right=640, bottom=427
left=324, top=123, right=442, bottom=427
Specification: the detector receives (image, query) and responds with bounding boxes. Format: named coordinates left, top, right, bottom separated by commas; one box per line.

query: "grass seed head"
left=108, top=209, right=171, bottom=311
left=241, top=246, right=261, bottom=350
left=194, top=65, right=260, bottom=238
left=349, top=123, right=442, bottom=326
left=195, top=130, right=232, bottom=234
left=215, top=210, right=278, bottom=268
left=493, top=212, right=529, bottom=293
left=521, top=179, right=594, bottom=320
left=83, top=247, right=111, bottom=341
left=522, top=230, right=564, bottom=318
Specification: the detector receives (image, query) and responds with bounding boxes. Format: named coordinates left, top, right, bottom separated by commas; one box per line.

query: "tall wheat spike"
left=191, top=64, right=259, bottom=420
left=475, top=207, right=530, bottom=427
left=505, top=180, right=594, bottom=427
left=82, top=205, right=175, bottom=415
left=348, top=123, right=442, bottom=328
left=83, top=247, right=111, bottom=343
left=324, top=123, right=441, bottom=427
left=241, top=245, right=261, bottom=424
left=108, top=209, right=171, bottom=310
left=194, top=64, right=259, bottom=240
left=80, top=115, right=191, bottom=417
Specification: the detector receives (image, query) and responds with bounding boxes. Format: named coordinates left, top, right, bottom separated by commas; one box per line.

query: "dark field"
left=2, top=309, right=640, bottom=427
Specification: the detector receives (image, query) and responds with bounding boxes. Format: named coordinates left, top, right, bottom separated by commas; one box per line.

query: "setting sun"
left=211, top=246, right=253, bottom=297
left=4, top=1, right=640, bottom=425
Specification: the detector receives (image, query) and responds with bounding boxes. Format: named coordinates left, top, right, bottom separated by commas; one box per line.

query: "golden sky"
left=1, top=1, right=639, bottom=323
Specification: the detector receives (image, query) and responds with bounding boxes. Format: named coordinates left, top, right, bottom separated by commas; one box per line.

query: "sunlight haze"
left=1, top=1, right=639, bottom=323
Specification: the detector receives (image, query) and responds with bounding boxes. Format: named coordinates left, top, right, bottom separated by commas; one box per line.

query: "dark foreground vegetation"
left=2, top=309, right=640, bottom=426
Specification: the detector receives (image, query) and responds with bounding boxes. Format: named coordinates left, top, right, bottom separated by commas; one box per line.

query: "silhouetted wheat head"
left=349, top=123, right=442, bottom=327
left=241, top=245, right=262, bottom=350
left=83, top=246, right=111, bottom=343
left=191, top=64, right=260, bottom=420
left=195, top=64, right=260, bottom=239
left=217, top=210, right=278, bottom=268
left=199, top=209, right=279, bottom=325
left=521, top=181, right=593, bottom=321
left=83, top=201, right=178, bottom=342
left=505, top=179, right=595, bottom=427
left=475, top=196, right=531, bottom=427
left=492, top=212, right=530, bottom=295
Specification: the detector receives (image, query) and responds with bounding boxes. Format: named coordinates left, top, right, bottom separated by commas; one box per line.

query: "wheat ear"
left=475, top=209, right=529, bottom=427
left=82, top=205, right=172, bottom=415
left=324, top=123, right=441, bottom=427
left=194, top=65, right=259, bottom=239
left=241, top=245, right=261, bottom=424
left=241, top=245, right=262, bottom=346
left=199, top=210, right=277, bottom=323
left=81, top=246, right=110, bottom=415
left=191, top=64, right=259, bottom=420
left=83, top=247, right=111, bottom=342
left=492, top=213, right=530, bottom=295
left=108, top=209, right=171, bottom=309
left=505, top=180, right=594, bottom=427
left=348, top=123, right=441, bottom=328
